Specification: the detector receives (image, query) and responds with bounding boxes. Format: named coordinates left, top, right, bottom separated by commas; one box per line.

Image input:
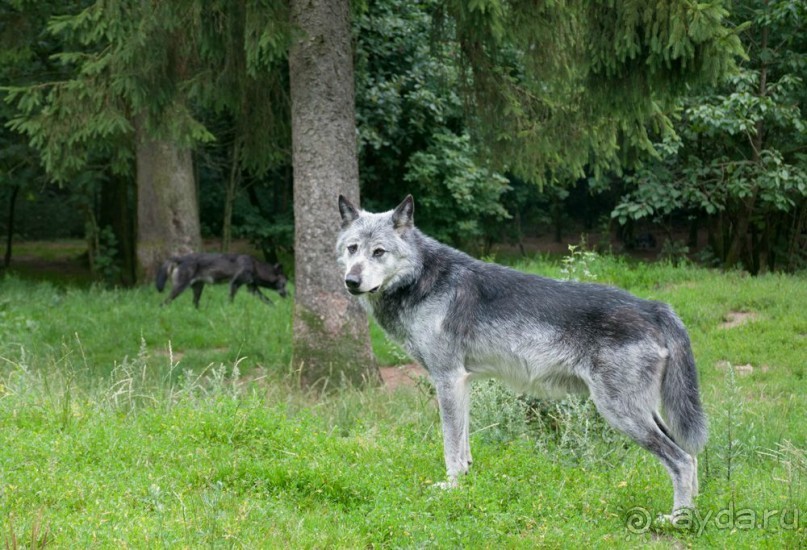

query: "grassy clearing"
left=0, top=257, right=804, bottom=548
left=0, top=276, right=295, bottom=378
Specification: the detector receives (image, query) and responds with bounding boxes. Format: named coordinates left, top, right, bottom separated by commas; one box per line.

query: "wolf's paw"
left=656, top=508, right=694, bottom=528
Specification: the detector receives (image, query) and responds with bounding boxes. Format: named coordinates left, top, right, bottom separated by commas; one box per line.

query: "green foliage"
left=2, top=1, right=290, bottom=181
left=1, top=0, right=294, bottom=278
left=5, top=2, right=177, bottom=180
left=559, top=238, right=600, bottom=281
left=191, top=1, right=291, bottom=177
left=614, top=72, right=807, bottom=226
left=235, top=208, right=294, bottom=262
left=4, top=0, right=803, bottom=273
left=439, top=0, right=744, bottom=183
left=354, top=0, right=510, bottom=249
left=470, top=379, right=533, bottom=443
left=613, top=0, right=807, bottom=272
left=0, top=1, right=70, bottom=226
left=660, top=237, right=691, bottom=267
left=89, top=225, right=121, bottom=286
left=404, top=130, right=510, bottom=246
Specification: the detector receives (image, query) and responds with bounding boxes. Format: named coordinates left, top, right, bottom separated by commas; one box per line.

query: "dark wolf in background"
left=156, top=253, right=288, bottom=308
left=336, top=195, right=707, bottom=517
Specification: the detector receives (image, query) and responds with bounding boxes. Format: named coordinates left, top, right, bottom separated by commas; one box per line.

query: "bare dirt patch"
left=715, top=360, right=770, bottom=376
left=718, top=311, right=759, bottom=330
left=153, top=348, right=186, bottom=363
left=379, top=364, right=428, bottom=390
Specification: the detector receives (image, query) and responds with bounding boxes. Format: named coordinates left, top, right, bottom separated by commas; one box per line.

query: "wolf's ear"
left=338, top=195, right=360, bottom=227
left=392, top=195, right=414, bottom=230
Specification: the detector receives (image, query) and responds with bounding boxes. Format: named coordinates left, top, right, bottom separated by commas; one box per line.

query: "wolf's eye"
left=372, top=248, right=386, bottom=258
left=347, top=244, right=358, bottom=255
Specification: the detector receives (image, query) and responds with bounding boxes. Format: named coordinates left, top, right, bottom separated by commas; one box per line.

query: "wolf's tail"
left=155, top=259, right=176, bottom=292
left=657, top=306, right=708, bottom=455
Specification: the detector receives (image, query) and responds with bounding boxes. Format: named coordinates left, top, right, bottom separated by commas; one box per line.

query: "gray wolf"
left=336, top=195, right=707, bottom=516
left=156, top=253, right=288, bottom=308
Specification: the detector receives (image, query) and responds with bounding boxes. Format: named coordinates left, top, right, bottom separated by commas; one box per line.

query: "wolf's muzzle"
left=345, top=274, right=363, bottom=294
left=345, top=274, right=380, bottom=295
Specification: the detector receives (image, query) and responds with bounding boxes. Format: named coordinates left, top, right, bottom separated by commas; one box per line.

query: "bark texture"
left=289, top=0, right=378, bottom=389
left=135, top=123, right=202, bottom=282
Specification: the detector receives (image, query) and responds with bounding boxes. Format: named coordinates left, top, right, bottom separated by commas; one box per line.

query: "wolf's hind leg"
left=588, top=385, right=695, bottom=515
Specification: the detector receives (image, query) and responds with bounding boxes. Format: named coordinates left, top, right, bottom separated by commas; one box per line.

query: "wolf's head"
left=336, top=195, right=419, bottom=296
left=271, top=263, right=289, bottom=298
left=253, top=259, right=288, bottom=297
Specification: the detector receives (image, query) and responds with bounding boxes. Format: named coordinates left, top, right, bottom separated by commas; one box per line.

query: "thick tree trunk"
left=289, top=0, right=378, bottom=389
left=135, top=120, right=202, bottom=281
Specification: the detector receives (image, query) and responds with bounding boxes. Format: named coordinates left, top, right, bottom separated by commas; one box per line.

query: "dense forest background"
left=1, top=0, right=805, bottom=286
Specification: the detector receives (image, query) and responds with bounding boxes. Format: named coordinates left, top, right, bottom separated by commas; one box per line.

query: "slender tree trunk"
left=687, top=212, right=699, bottom=249
left=289, top=0, right=378, bottom=389
left=99, top=176, right=136, bottom=285
left=786, top=202, right=806, bottom=272
left=222, top=139, right=241, bottom=253
left=726, top=23, right=767, bottom=271
left=750, top=222, right=761, bottom=275
left=552, top=193, right=563, bottom=243
left=725, top=194, right=756, bottom=269
left=135, top=118, right=202, bottom=281
left=3, top=184, right=19, bottom=268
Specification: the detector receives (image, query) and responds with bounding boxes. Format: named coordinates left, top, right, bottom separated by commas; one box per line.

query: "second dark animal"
left=155, top=253, right=288, bottom=307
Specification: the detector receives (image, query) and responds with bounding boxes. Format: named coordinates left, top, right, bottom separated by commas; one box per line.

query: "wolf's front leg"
left=434, top=372, right=473, bottom=487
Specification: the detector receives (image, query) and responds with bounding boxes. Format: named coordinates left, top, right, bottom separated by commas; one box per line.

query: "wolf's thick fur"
left=336, top=195, right=707, bottom=515
left=156, top=253, right=287, bottom=308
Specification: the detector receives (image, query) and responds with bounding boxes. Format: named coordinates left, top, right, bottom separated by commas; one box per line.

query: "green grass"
left=0, top=257, right=805, bottom=548
left=0, top=276, right=295, bottom=377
